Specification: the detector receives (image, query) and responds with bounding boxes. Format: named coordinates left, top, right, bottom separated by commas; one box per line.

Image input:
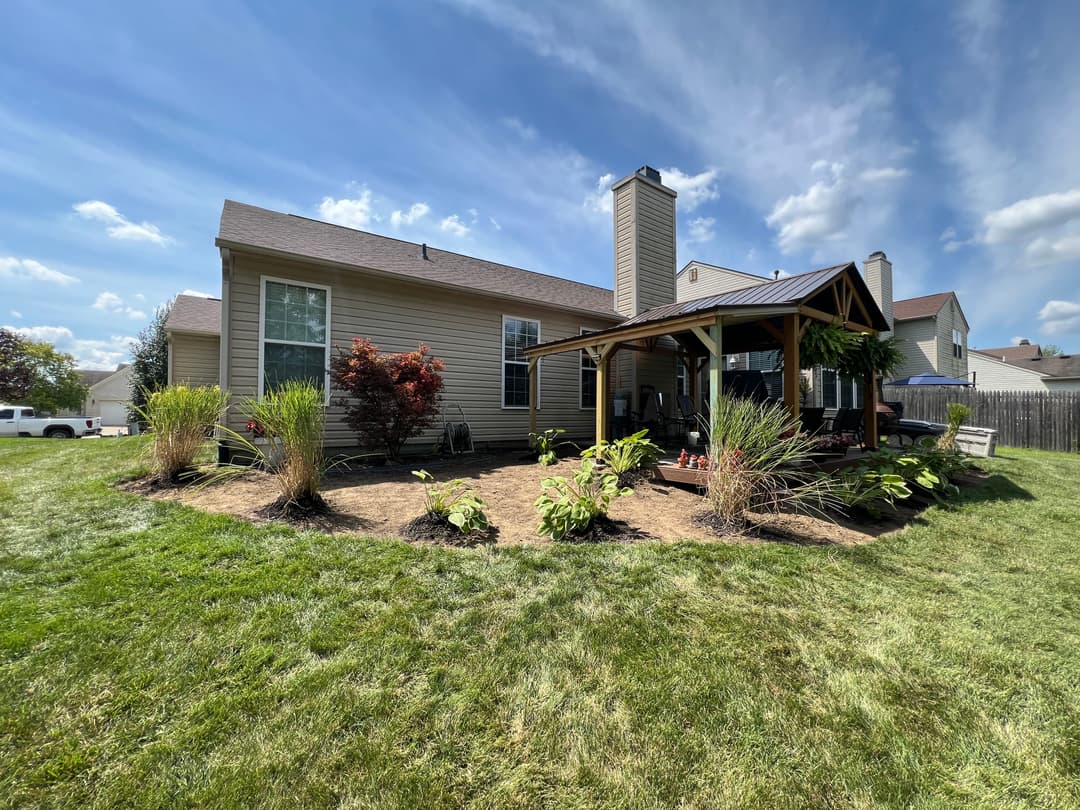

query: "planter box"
left=954, top=426, right=997, bottom=457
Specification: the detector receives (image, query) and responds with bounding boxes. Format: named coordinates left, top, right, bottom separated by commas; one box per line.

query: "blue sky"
left=2, top=0, right=1079, bottom=367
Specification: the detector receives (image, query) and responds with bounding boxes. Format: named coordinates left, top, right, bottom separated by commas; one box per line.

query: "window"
left=952, top=328, right=963, bottom=359
left=260, top=278, right=330, bottom=399
left=0, top=409, right=13, bottom=419
left=689, top=266, right=698, bottom=282
left=580, top=328, right=596, bottom=409
left=676, top=361, right=687, bottom=397
left=821, top=369, right=864, bottom=409
left=502, top=316, right=539, bottom=408
left=748, top=350, right=783, bottom=399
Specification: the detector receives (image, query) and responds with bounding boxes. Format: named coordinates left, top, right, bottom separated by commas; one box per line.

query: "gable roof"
left=78, top=369, right=115, bottom=387
left=1007, top=355, right=1080, bottom=379
left=166, top=294, right=222, bottom=336
left=216, top=200, right=619, bottom=319
left=972, top=343, right=1043, bottom=362
left=892, top=292, right=953, bottom=321
left=88, top=364, right=134, bottom=393
left=676, top=260, right=768, bottom=282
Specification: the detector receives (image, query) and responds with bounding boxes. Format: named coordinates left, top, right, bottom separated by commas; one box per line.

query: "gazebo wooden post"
left=528, top=357, right=538, bottom=442
left=863, top=369, right=878, bottom=450
left=593, top=342, right=617, bottom=445
left=707, top=316, right=723, bottom=426
left=687, top=349, right=698, bottom=414
left=783, top=313, right=801, bottom=419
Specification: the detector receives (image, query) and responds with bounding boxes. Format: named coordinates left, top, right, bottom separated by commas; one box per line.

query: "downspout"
left=217, top=247, right=233, bottom=464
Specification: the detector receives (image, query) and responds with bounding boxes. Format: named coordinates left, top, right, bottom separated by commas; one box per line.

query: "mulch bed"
left=559, top=516, right=653, bottom=544
left=400, top=513, right=497, bottom=547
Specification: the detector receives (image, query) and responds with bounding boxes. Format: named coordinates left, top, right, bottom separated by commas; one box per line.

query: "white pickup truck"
left=0, top=405, right=102, bottom=438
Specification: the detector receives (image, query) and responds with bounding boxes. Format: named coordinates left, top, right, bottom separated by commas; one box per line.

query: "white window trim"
left=579, top=327, right=597, bottom=410
left=501, top=314, right=540, bottom=410
left=258, top=275, right=332, bottom=405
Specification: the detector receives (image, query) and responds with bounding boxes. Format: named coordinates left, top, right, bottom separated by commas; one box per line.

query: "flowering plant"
left=813, top=433, right=856, bottom=454
left=245, top=419, right=266, bottom=438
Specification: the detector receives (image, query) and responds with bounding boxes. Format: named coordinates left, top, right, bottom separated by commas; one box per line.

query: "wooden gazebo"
left=523, top=262, right=891, bottom=449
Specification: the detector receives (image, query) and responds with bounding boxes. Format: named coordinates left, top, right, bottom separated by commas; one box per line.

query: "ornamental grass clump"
left=937, top=403, right=972, bottom=450
left=238, top=381, right=327, bottom=513
left=135, top=384, right=228, bottom=484
left=704, top=395, right=842, bottom=532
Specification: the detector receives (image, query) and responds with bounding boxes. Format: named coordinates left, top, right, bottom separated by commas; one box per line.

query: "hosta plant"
left=535, top=459, right=632, bottom=540
left=529, top=427, right=578, bottom=466
left=582, top=429, right=663, bottom=485
left=412, top=470, right=490, bottom=533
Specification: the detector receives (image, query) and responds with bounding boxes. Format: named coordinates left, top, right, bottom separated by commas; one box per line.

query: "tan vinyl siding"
left=170, top=334, right=221, bottom=387
left=613, top=183, right=636, bottom=317
left=634, top=187, right=675, bottom=312
left=935, top=296, right=968, bottom=379
left=225, top=252, right=617, bottom=448
left=892, top=318, right=938, bottom=378
left=676, top=263, right=768, bottom=301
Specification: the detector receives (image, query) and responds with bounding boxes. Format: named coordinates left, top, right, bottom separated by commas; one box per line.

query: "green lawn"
left=1, top=439, right=1079, bottom=808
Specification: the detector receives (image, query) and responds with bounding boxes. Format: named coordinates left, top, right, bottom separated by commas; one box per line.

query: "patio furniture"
left=799, top=407, right=827, bottom=435
left=829, top=407, right=865, bottom=446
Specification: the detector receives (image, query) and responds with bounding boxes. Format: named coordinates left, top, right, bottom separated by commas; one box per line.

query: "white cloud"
left=440, top=214, right=470, bottom=237
left=860, top=167, right=910, bottom=183
left=318, top=190, right=375, bottom=229
left=1038, top=300, right=1080, bottom=335
left=133, top=293, right=145, bottom=302
left=1025, top=235, right=1080, bottom=266
left=585, top=172, right=615, bottom=213
left=766, top=164, right=855, bottom=253
left=489, top=216, right=502, bottom=231
left=10, top=310, right=22, bottom=319
left=390, top=202, right=430, bottom=227
left=686, top=216, right=715, bottom=244
left=73, top=200, right=169, bottom=244
left=658, top=167, right=720, bottom=212
left=3, top=325, right=135, bottom=369
left=941, top=226, right=957, bottom=241
left=0, top=256, right=79, bottom=285
left=502, top=116, right=538, bottom=140
left=93, top=290, right=148, bottom=321
left=180, top=289, right=214, bottom=298
left=772, top=269, right=793, bottom=279
left=982, top=189, right=1080, bottom=243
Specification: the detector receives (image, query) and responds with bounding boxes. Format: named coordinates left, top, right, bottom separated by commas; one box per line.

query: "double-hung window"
left=502, top=316, right=539, bottom=408
left=821, top=369, right=864, bottom=409
left=580, top=328, right=597, bottom=409
left=952, top=329, right=963, bottom=359
left=260, top=278, right=331, bottom=399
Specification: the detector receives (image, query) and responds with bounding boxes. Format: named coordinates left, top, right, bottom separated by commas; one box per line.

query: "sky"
left=2, top=0, right=1079, bottom=368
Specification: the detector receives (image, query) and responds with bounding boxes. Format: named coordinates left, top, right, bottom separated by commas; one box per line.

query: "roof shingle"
left=892, top=292, right=952, bottom=320
left=972, top=344, right=1043, bottom=362
left=216, top=200, right=619, bottom=318
left=166, top=295, right=222, bottom=335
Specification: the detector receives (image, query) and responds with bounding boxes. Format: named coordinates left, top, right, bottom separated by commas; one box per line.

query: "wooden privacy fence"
left=882, top=387, right=1080, bottom=453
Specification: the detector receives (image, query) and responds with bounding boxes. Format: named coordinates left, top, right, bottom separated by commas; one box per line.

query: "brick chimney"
left=611, top=166, right=677, bottom=318
left=863, top=250, right=893, bottom=336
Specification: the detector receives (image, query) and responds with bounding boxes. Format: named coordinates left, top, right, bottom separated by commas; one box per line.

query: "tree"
left=129, top=302, right=172, bottom=420
left=1042, top=343, right=1065, bottom=357
left=330, top=338, right=445, bottom=460
left=22, top=341, right=86, bottom=414
left=0, top=328, right=33, bottom=403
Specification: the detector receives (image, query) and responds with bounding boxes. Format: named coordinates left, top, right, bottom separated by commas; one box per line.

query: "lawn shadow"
left=953, top=472, right=1035, bottom=506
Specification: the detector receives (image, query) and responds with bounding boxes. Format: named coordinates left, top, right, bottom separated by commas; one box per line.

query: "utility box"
left=955, top=426, right=997, bottom=457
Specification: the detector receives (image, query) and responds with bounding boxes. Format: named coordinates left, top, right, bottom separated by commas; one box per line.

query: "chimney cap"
left=867, top=250, right=887, bottom=260
left=1019, top=338, right=1030, bottom=345
left=638, top=165, right=662, bottom=183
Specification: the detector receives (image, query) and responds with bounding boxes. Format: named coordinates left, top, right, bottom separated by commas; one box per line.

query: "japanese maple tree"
left=330, top=338, right=445, bottom=460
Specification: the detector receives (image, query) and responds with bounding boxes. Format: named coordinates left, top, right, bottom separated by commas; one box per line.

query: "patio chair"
left=829, top=407, right=865, bottom=446
left=799, top=407, right=826, bottom=435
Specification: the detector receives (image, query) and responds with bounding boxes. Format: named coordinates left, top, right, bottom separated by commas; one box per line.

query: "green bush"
left=134, top=384, right=229, bottom=483
left=705, top=395, right=842, bottom=530
left=412, top=470, right=490, bottom=533
left=582, top=429, right=663, bottom=485
left=837, top=471, right=912, bottom=517
left=853, top=442, right=969, bottom=499
left=535, top=459, right=632, bottom=540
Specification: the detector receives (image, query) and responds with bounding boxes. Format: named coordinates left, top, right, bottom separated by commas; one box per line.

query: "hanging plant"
left=775, top=321, right=862, bottom=371
left=838, top=334, right=906, bottom=380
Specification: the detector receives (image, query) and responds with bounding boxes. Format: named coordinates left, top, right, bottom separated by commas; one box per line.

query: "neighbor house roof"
left=972, top=343, right=1043, bottom=362
left=166, top=294, right=222, bottom=335
left=676, top=260, right=768, bottom=282
left=1007, top=355, right=1080, bottom=379
left=892, top=292, right=953, bottom=321
left=216, top=200, right=620, bottom=319
left=78, top=370, right=115, bottom=387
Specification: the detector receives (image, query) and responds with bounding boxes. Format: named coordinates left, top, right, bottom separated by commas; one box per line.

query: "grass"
left=1, top=438, right=1079, bottom=807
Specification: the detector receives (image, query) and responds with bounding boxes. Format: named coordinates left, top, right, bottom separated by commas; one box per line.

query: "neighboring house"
left=85, top=364, right=135, bottom=425
left=889, top=287, right=969, bottom=381
left=969, top=345, right=1080, bottom=392
left=165, top=294, right=222, bottom=388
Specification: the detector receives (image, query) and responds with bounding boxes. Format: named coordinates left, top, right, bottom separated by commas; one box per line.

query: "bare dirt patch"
left=134, top=452, right=942, bottom=546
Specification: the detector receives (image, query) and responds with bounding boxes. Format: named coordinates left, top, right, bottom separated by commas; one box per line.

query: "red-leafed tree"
left=330, top=338, right=445, bottom=460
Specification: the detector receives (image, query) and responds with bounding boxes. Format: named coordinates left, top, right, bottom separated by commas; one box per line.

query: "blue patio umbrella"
left=885, top=372, right=972, bottom=386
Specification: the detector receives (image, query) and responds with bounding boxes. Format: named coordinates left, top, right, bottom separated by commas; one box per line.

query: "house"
left=84, top=364, right=135, bottom=425
left=968, top=343, right=1080, bottom=392
left=171, top=165, right=889, bottom=453
left=889, top=287, right=969, bottom=381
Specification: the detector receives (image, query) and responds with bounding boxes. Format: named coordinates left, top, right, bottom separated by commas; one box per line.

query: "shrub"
left=535, top=459, right=632, bottom=540
left=529, top=428, right=578, bottom=466
left=412, top=470, right=489, bottom=533
left=704, top=395, right=842, bottom=531
left=937, top=403, right=972, bottom=450
left=853, top=443, right=966, bottom=499
left=135, top=384, right=228, bottom=483
left=330, top=338, right=445, bottom=461
left=582, top=429, right=663, bottom=486
left=239, top=381, right=327, bottom=508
